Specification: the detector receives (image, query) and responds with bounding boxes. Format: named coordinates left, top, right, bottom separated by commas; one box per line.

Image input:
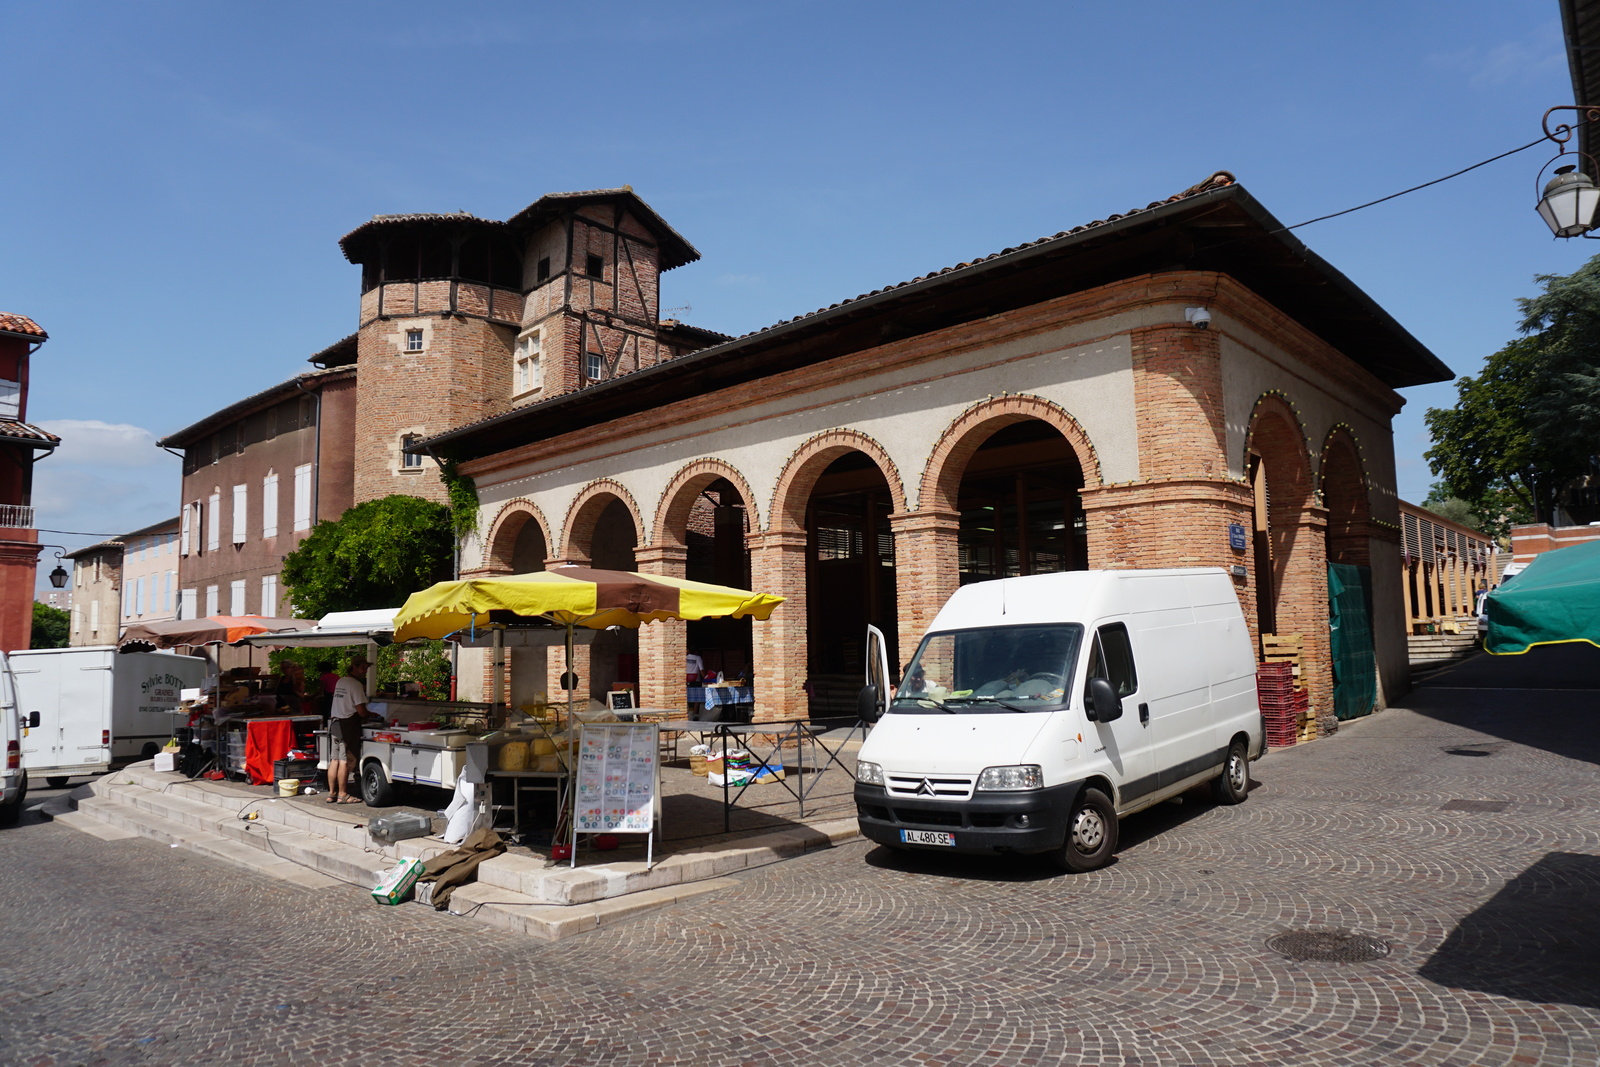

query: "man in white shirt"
left=326, top=658, right=370, bottom=805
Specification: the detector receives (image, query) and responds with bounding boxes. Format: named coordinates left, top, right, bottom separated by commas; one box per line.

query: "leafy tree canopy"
left=1426, top=256, right=1600, bottom=527
left=31, top=601, right=69, bottom=648
left=1419, top=488, right=1481, bottom=533
left=279, top=495, right=453, bottom=619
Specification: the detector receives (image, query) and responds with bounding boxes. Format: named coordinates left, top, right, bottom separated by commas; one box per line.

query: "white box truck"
left=854, top=568, right=1264, bottom=872
left=11, top=646, right=209, bottom=787
left=1, top=652, right=26, bottom=825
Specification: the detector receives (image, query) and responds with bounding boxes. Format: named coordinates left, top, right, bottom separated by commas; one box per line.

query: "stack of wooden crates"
left=1260, top=633, right=1317, bottom=743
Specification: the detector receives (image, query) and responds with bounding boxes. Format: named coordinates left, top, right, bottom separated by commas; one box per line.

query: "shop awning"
left=240, top=608, right=401, bottom=647
left=119, top=615, right=315, bottom=650
left=1485, top=539, right=1600, bottom=654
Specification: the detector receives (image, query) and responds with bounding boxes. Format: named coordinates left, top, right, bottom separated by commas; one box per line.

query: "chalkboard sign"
left=606, top=689, right=636, bottom=711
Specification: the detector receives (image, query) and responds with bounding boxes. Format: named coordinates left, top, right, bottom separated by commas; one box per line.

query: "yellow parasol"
left=393, top=567, right=783, bottom=641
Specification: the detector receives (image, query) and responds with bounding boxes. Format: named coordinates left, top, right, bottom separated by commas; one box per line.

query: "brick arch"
left=919, top=394, right=1102, bottom=513
left=560, top=479, right=646, bottom=561
left=652, top=458, right=761, bottom=548
left=481, top=498, right=553, bottom=574
left=1320, top=424, right=1371, bottom=567
left=769, top=428, right=907, bottom=534
left=1245, top=391, right=1314, bottom=502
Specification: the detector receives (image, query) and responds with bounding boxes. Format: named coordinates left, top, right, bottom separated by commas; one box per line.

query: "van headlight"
left=976, top=765, right=1043, bottom=791
left=856, top=761, right=884, bottom=786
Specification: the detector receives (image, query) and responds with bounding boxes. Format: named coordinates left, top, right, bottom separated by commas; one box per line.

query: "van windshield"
left=891, top=624, right=1083, bottom=714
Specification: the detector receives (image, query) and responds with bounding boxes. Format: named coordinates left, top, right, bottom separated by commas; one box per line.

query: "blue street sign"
left=1228, top=523, right=1247, bottom=551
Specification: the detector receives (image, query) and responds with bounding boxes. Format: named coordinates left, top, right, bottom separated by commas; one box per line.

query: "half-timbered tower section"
left=419, top=174, right=1452, bottom=738
left=337, top=189, right=717, bottom=506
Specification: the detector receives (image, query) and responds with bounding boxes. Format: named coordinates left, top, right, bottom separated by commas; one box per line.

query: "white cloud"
left=28, top=420, right=180, bottom=592
left=1430, top=24, right=1564, bottom=88
left=36, top=419, right=172, bottom=469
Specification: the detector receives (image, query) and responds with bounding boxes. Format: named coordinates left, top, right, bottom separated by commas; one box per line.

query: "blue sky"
left=1, top=1, right=1588, bottom=588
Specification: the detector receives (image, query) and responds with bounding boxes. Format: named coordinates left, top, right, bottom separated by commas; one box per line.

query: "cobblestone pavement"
left=2, top=645, right=1598, bottom=1066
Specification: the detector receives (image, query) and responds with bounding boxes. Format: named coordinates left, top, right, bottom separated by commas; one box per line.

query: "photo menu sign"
left=573, top=723, right=658, bottom=835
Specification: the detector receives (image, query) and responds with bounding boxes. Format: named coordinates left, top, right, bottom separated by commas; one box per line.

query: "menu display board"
left=573, top=723, right=658, bottom=835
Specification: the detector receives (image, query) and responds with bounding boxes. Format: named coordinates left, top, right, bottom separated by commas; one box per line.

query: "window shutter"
left=207, top=492, right=220, bottom=551
left=232, top=484, right=247, bottom=544
left=181, top=505, right=193, bottom=556
left=293, top=464, right=313, bottom=531
left=261, top=574, right=278, bottom=617
left=262, top=473, right=279, bottom=538
left=205, top=585, right=219, bottom=617
left=230, top=580, right=246, bottom=616
left=180, top=588, right=198, bottom=620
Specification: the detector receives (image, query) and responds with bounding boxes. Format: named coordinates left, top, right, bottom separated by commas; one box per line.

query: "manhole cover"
left=1266, top=929, right=1391, bottom=963
left=1441, top=799, right=1509, bottom=813
left=1442, top=742, right=1507, bottom=757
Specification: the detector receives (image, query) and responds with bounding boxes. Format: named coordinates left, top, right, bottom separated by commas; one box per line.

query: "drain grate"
left=1266, top=929, right=1391, bottom=963
left=1440, top=799, right=1509, bottom=813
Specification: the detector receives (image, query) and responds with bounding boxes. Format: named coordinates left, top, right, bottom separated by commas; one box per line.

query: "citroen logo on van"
left=917, top=778, right=937, bottom=796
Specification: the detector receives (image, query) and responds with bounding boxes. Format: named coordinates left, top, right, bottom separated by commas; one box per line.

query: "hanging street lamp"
left=1537, top=106, right=1600, bottom=238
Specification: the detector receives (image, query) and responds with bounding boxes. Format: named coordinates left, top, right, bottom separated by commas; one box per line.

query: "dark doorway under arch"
left=956, top=420, right=1087, bottom=585
left=684, top=477, right=753, bottom=681
left=806, top=452, right=898, bottom=716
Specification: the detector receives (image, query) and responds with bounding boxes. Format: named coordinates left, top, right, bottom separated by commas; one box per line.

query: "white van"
left=11, top=646, right=208, bottom=786
left=1, top=652, right=26, bottom=825
left=854, top=568, right=1264, bottom=872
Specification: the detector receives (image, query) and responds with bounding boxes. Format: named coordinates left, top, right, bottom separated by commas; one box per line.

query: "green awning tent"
left=1484, top=538, right=1600, bottom=655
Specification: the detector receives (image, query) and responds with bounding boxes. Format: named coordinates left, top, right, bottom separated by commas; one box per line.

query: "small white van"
left=1, top=651, right=28, bottom=825
left=854, top=568, right=1264, bottom=872
left=11, top=646, right=208, bottom=787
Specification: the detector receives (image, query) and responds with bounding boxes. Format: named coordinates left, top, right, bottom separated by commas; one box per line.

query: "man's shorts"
left=329, top=716, right=364, bottom=761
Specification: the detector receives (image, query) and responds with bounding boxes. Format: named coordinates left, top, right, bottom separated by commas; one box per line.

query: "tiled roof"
left=338, top=211, right=510, bottom=263
left=505, top=188, right=700, bottom=270
left=421, top=172, right=1450, bottom=460
left=0, top=421, right=61, bottom=446
left=727, top=172, right=1237, bottom=345
left=338, top=188, right=701, bottom=271
left=308, top=332, right=358, bottom=367
left=0, top=313, right=46, bottom=340
left=157, top=364, right=355, bottom=448
left=65, top=539, right=122, bottom=561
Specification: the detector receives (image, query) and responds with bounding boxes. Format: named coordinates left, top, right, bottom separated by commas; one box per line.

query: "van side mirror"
left=1086, top=678, right=1122, bottom=722
left=26, top=711, right=39, bottom=729
left=857, top=685, right=883, bottom=724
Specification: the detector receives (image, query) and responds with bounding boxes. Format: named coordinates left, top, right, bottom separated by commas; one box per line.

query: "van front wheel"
left=1212, top=741, right=1250, bottom=805
left=1054, top=787, right=1117, bottom=873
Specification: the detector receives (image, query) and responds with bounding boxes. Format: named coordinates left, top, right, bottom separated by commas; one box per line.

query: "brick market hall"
left=322, top=174, right=1451, bottom=734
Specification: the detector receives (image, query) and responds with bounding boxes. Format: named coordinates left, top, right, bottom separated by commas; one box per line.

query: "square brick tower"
left=338, top=189, right=709, bottom=505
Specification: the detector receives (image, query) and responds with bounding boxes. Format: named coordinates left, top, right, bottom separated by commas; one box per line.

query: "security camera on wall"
left=1185, top=306, right=1211, bottom=329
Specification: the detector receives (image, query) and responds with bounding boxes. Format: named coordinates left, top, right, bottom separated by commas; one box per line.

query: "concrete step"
left=51, top=759, right=860, bottom=940
left=443, top=876, right=743, bottom=941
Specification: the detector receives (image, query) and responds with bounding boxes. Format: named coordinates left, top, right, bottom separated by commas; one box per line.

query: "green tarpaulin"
left=1328, top=563, right=1377, bottom=720
left=1485, top=538, right=1600, bottom=655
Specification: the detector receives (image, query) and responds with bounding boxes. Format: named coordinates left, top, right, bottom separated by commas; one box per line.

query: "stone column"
left=747, top=529, right=809, bottom=722
left=633, top=544, right=688, bottom=712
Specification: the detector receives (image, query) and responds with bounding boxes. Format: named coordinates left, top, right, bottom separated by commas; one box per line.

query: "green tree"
left=31, top=601, right=69, bottom=648
left=1420, top=486, right=1481, bottom=532
left=279, top=495, right=453, bottom=619
left=1425, top=252, right=1600, bottom=527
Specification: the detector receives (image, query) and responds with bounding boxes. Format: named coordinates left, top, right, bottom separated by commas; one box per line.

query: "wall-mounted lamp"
left=1536, top=106, right=1600, bottom=238
left=38, top=545, right=68, bottom=589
